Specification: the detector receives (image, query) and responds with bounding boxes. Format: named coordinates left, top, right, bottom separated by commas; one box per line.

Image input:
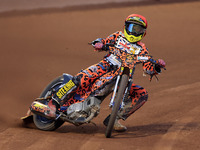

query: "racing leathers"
left=57, top=31, right=162, bottom=120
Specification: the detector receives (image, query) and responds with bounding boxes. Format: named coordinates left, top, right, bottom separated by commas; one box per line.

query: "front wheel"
left=105, top=74, right=129, bottom=138
left=33, top=76, right=65, bottom=131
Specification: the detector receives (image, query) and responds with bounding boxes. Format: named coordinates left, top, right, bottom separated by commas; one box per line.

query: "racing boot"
left=103, top=114, right=127, bottom=132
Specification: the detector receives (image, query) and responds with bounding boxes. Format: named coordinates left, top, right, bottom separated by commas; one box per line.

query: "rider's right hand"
left=93, top=42, right=103, bottom=51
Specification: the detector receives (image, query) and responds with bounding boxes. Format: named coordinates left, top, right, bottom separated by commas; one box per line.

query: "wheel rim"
left=36, top=115, right=53, bottom=124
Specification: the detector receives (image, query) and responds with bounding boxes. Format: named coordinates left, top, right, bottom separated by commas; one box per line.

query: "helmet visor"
left=125, top=22, right=146, bottom=36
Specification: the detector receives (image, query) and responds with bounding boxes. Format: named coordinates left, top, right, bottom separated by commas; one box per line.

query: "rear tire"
left=105, top=74, right=129, bottom=138
left=33, top=76, right=65, bottom=131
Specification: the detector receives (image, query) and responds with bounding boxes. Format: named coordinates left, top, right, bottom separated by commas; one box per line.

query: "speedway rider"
left=38, top=14, right=166, bottom=132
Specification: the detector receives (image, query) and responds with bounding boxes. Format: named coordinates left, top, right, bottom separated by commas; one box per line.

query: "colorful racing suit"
left=62, top=31, right=161, bottom=120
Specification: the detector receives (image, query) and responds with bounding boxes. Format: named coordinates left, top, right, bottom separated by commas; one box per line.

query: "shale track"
left=0, top=1, right=200, bottom=149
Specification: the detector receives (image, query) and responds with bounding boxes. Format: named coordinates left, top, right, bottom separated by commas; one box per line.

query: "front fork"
left=109, top=67, right=135, bottom=109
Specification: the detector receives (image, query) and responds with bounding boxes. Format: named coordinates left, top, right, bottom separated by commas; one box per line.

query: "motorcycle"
left=21, top=36, right=166, bottom=138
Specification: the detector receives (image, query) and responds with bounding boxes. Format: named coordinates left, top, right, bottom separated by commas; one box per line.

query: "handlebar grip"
left=102, top=43, right=115, bottom=51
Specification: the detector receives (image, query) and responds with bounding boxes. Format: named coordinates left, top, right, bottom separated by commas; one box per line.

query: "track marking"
left=153, top=105, right=200, bottom=150
left=156, top=81, right=200, bottom=96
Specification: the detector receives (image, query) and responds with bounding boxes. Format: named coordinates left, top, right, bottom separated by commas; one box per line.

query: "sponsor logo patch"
left=31, top=101, right=48, bottom=113
left=56, top=80, right=75, bottom=99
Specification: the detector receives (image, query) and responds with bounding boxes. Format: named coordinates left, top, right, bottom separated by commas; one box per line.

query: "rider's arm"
left=101, top=31, right=121, bottom=45
left=139, top=42, right=162, bottom=75
left=92, top=31, right=121, bottom=51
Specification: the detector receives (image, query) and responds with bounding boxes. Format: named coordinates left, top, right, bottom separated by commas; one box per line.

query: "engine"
left=66, top=96, right=101, bottom=123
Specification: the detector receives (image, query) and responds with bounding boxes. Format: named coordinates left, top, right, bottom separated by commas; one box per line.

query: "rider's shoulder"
left=137, top=41, right=146, bottom=47
left=112, top=31, right=124, bottom=36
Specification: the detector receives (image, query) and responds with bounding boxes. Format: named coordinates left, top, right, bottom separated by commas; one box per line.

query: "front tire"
left=105, top=74, right=129, bottom=138
left=33, top=76, right=65, bottom=131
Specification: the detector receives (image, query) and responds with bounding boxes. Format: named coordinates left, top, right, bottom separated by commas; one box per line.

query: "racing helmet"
left=124, top=14, right=148, bottom=43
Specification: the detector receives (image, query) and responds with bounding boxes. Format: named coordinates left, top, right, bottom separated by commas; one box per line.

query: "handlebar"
left=88, top=42, right=114, bottom=51
left=89, top=42, right=166, bottom=70
left=136, top=55, right=166, bottom=70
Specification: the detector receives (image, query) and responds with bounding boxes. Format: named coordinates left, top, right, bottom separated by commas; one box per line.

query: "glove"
left=158, top=59, right=166, bottom=68
left=93, top=42, right=103, bottom=51
left=154, top=59, right=166, bottom=75
left=149, top=59, right=166, bottom=81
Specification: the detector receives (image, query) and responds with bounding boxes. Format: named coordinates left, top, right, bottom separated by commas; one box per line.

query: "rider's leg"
left=45, top=60, right=111, bottom=118
left=103, top=84, right=148, bottom=132
left=116, top=84, right=148, bottom=131
left=118, top=84, right=148, bottom=120
left=55, top=60, right=111, bottom=105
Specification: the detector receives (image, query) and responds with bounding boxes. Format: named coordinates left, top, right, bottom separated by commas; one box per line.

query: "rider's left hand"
left=158, top=59, right=166, bottom=68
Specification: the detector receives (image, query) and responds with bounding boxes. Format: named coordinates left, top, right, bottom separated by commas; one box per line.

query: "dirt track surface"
left=0, top=0, right=147, bottom=12
left=0, top=1, right=200, bottom=150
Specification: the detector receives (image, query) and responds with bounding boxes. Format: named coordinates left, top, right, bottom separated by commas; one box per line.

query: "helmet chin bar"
left=124, top=28, right=144, bottom=43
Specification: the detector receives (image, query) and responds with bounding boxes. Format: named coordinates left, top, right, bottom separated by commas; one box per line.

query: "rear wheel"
left=105, top=74, right=129, bottom=138
left=33, top=76, right=65, bottom=131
